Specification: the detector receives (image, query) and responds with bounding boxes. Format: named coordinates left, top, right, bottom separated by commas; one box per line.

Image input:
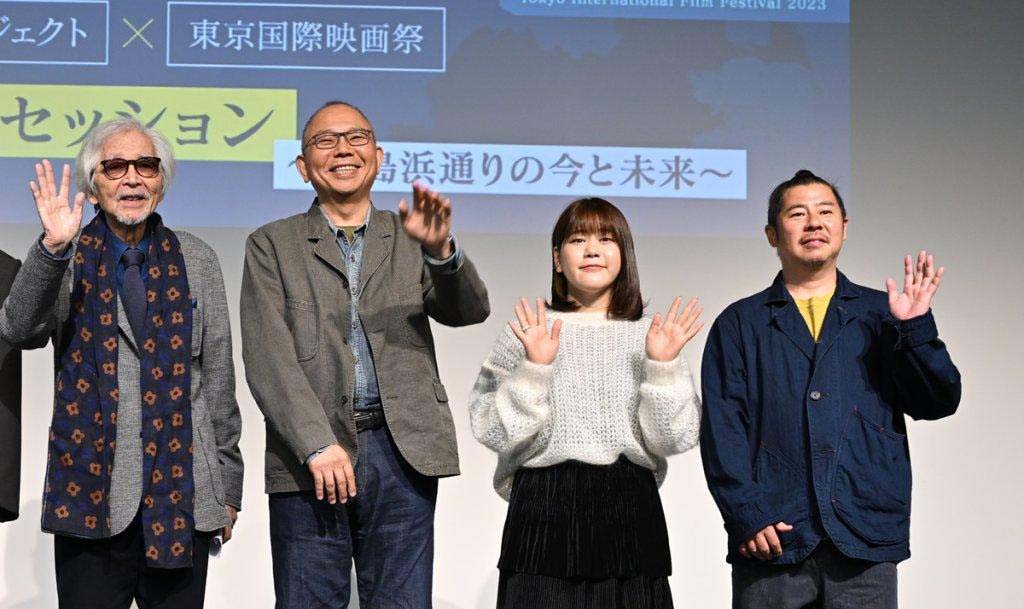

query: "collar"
left=764, top=269, right=862, bottom=306
left=101, top=212, right=152, bottom=263
left=318, top=201, right=370, bottom=240
left=305, top=198, right=376, bottom=240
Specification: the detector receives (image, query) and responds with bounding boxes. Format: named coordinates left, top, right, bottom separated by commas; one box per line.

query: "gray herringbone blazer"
left=242, top=203, right=489, bottom=493
left=0, top=229, right=243, bottom=534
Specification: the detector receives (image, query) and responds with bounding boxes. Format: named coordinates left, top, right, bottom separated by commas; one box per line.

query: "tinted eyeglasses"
left=98, top=157, right=162, bottom=180
left=302, top=129, right=374, bottom=150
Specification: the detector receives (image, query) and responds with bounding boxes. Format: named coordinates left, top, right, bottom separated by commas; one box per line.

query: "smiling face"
left=554, top=231, right=623, bottom=305
left=766, top=182, right=848, bottom=271
left=295, top=104, right=382, bottom=205
left=89, top=129, right=164, bottom=228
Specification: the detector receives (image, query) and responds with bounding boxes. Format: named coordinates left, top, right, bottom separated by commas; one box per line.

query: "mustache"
left=116, top=192, right=153, bottom=201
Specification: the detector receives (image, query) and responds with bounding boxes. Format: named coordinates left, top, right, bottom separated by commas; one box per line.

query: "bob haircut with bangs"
left=549, top=197, right=644, bottom=321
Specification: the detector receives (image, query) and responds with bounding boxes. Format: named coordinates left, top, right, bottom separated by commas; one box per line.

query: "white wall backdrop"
left=2, top=1, right=1022, bottom=607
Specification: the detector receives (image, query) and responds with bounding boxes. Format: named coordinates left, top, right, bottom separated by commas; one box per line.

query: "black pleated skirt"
left=496, top=455, right=674, bottom=609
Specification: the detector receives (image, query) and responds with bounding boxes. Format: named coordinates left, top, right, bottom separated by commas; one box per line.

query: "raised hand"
left=29, top=159, right=85, bottom=255
left=885, top=250, right=945, bottom=321
left=646, top=297, right=703, bottom=362
left=509, top=298, right=562, bottom=366
left=398, top=181, right=453, bottom=258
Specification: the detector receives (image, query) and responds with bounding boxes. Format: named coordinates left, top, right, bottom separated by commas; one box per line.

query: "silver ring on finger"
left=521, top=325, right=531, bottom=333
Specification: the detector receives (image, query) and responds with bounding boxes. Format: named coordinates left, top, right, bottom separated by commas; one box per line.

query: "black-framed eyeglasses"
left=302, top=129, right=374, bottom=150
left=97, top=157, right=162, bottom=180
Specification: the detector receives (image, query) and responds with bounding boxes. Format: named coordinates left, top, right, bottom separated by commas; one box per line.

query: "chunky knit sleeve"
left=468, top=326, right=553, bottom=455
left=637, top=355, right=702, bottom=457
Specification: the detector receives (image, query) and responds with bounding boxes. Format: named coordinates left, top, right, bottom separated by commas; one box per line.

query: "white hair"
left=74, top=117, right=176, bottom=198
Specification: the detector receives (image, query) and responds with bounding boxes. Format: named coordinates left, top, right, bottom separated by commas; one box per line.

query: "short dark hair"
left=767, top=169, right=846, bottom=230
left=549, top=197, right=644, bottom=321
left=301, top=100, right=373, bottom=144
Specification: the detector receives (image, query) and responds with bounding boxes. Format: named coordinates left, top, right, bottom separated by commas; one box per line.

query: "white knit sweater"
left=469, top=310, right=702, bottom=500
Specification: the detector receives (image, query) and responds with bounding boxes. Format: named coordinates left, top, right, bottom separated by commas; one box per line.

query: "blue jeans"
left=269, top=426, right=438, bottom=609
left=732, top=539, right=897, bottom=609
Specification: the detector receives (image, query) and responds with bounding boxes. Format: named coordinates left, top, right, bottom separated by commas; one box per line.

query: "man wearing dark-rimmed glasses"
left=241, top=100, right=489, bottom=608
left=0, top=117, right=244, bottom=608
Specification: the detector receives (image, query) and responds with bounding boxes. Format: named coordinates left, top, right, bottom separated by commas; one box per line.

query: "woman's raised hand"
left=646, top=297, right=703, bottom=362
left=508, top=298, right=562, bottom=366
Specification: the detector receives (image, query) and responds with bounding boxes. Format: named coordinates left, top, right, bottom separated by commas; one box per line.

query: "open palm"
left=398, top=182, right=452, bottom=256
left=646, top=297, right=703, bottom=362
left=886, top=251, right=944, bottom=321
left=509, top=298, right=562, bottom=366
left=30, top=159, right=85, bottom=254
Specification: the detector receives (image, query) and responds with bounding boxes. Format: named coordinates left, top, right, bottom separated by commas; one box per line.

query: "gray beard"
left=111, top=210, right=151, bottom=227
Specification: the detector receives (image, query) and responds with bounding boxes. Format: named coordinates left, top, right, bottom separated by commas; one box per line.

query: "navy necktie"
left=120, top=247, right=146, bottom=344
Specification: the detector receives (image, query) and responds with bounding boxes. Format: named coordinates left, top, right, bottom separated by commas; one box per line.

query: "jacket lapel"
left=358, top=208, right=393, bottom=292
left=306, top=201, right=348, bottom=280
left=813, top=271, right=860, bottom=364
left=772, top=304, right=815, bottom=362
left=766, top=273, right=815, bottom=362
left=116, top=293, right=139, bottom=354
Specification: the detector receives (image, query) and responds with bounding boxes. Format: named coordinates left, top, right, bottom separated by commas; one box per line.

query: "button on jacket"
left=700, top=271, right=961, bottom=564
left=240, top=202, right=490, bottom=493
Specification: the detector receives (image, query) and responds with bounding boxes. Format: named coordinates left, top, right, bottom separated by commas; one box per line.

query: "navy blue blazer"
left=700, top=271, right=960, bottom=564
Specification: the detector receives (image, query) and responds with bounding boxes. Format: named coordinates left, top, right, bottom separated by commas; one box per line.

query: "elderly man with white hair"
left=0, top=117, right=243, bottom=609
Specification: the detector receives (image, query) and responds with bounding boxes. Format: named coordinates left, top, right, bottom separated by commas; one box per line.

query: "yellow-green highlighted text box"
left=0, top=84, right=296, bottom=161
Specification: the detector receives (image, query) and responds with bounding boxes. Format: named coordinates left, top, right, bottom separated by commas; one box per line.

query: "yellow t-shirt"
left=794, top=287, right=835, bottom=342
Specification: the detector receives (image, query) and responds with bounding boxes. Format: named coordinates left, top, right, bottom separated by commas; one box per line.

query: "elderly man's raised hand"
left=30, top=159, right=85, bottom=255
left=398, top=181, right=453, bottom=259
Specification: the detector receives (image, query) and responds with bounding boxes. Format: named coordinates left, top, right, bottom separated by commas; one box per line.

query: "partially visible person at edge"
left=0, top=117, right=243, bottom=609
left=0, top=248, right=22, bottom=524
left=469, top=197, right=703, bottom=609
left=240, top=100, right=489, bottom=608
left=699, top=169, right=961, bottom=609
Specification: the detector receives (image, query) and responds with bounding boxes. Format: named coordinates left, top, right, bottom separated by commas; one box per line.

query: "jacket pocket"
left=832, top=407, right=911, bottom=545
left=433, top=380, right=458, bottom=459
left=192, top=397, right=226, bottom=505
left=393, top=286, right=430, bottom=347
left=753, top=442, right=808, bottom=528
left=284, top=298, right=318, bottom=362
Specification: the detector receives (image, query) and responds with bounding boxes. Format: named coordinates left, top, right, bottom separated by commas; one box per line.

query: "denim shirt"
left=306, top=205, right=463, bottom=461
left=699, top=271, right=961, bottom=565
left=325, top=211, right=380, bottom=413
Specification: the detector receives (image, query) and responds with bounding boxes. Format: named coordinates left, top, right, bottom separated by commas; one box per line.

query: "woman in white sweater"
left=469, top=197, right=703, bottom=609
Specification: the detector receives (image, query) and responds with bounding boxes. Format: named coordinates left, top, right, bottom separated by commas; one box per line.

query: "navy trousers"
left=54, top=512, right=213, bottom=609
left=269, top=425, right=438, bottom=609
left=732, top=539, right=898, bottom=609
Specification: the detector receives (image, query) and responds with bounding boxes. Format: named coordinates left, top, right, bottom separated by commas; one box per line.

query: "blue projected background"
left=0, top=0, right=849, bottom=237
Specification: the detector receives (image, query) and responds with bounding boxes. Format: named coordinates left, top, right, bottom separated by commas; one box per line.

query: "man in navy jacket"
left=700, top=170, right=960, bottom=609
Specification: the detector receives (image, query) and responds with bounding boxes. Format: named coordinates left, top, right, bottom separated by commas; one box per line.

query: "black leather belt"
left=353, top=409, right=386, bottom=432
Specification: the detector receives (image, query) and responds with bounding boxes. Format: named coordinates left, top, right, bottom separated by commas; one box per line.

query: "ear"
left=295, top=154, right=310, bottom=183
left=375, top=145, right=384, bottom=169
left=841, top=216, right=849, bottom=242
left=552, top=247, right=562, bottom=273
left=765, top=224, right=778, bottom=248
